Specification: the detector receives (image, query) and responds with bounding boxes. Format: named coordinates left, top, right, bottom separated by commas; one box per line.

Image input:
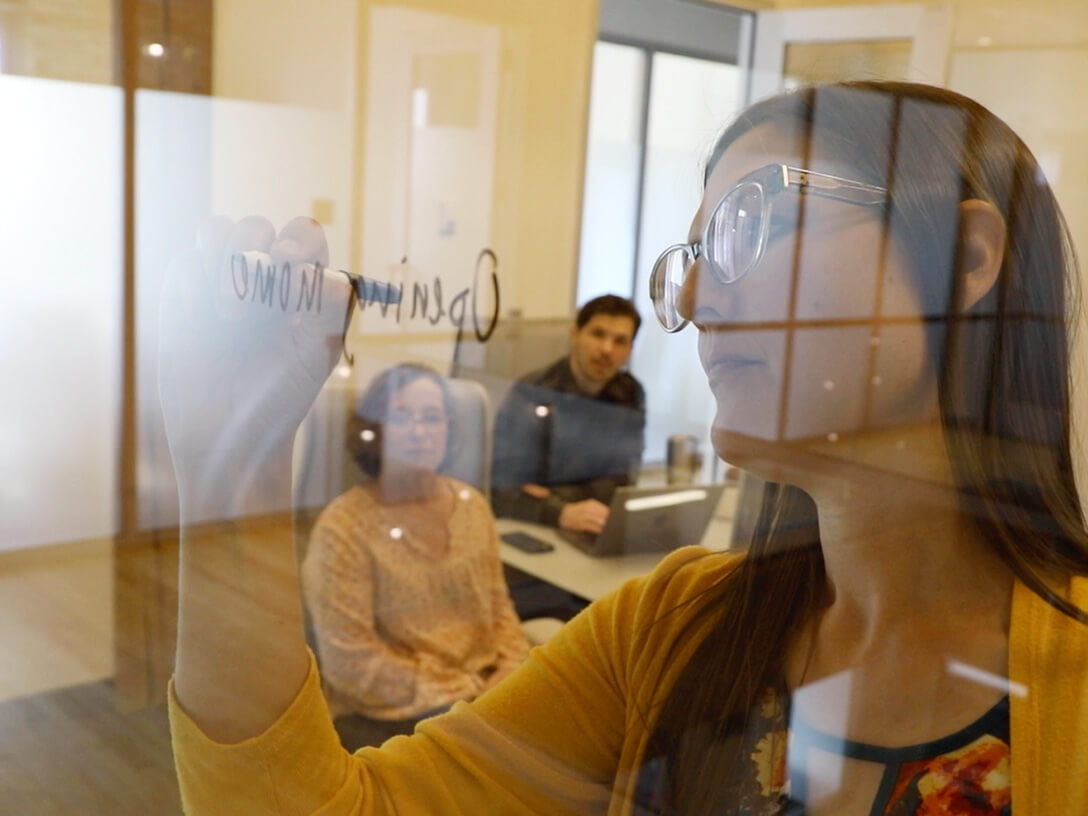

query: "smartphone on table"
left=500, top=531, right=555, bottom=554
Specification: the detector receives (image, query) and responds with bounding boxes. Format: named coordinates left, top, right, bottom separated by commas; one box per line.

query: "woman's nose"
left=676, top=261, right=698, bottom=322
left=678, top=258, right=733, bottom=328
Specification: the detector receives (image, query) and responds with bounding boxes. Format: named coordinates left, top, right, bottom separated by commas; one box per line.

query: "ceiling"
left=733, top=0, right=1088, bottom=49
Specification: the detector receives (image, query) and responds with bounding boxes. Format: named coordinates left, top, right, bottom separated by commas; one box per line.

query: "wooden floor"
left=0, top=678, right=181, bottom=816
left=0, top=538, right=181, bottom=813
left=0, top=538, right=113, bottom=702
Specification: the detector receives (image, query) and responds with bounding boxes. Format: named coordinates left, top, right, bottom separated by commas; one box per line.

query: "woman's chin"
left=710, top=426, right=796, bottom=485
left=710, top=425, right=854, bottom=487
left=711, top=421, right=952, bottom=493
left=709, top=399, right=789, bottom=478
left=385, top=459, right=441, bottom=479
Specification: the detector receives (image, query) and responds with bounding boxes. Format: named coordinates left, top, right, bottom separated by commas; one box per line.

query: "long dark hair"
left=643, top=82, right=1088, bottom=815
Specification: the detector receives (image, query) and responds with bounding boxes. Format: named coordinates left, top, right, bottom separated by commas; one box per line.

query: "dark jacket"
left=490, top=356, right=646, bottom=526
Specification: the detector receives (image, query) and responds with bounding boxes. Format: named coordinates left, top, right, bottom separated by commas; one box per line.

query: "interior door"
left=750, top=3, right=953, bottom=103
left=358, top=6, right=500, bottom=332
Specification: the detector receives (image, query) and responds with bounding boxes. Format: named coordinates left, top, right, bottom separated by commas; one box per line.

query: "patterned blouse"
left=634, top=687, right=1011, bottom=816
left=745, top=687, right=1011, bottom=815
left=300, top=477, right=531, bottom=721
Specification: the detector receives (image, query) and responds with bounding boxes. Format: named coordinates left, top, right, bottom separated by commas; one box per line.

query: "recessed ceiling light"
left=146, top=42, right=165, bottom=58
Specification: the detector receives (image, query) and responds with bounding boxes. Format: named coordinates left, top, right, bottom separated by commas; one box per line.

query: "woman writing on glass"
left=300, top=364, right=530, bottom=750
left=165, top=83, right=1088, bottom=815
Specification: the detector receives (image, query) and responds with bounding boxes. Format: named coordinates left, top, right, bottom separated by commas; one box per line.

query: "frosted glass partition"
left=631, top=53, right=743, bottom=470
left=0, top=76, right=123, bottom=551
left=135, top=91, right=356, bottom=530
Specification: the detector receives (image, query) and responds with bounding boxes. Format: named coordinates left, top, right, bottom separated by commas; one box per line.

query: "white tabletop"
left=498, top=484, right=738, bottom=601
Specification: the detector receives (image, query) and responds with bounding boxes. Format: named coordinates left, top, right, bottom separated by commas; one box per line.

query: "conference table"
left=497, top=483, right=739, bottom=603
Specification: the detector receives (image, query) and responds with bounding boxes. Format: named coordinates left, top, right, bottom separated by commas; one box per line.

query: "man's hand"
left=521, top=483, right=551, bottom=499
left=558, top=498, right=609, bottom=534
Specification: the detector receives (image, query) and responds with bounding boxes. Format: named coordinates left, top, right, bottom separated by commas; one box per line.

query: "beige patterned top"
left=301, top=477, right=532, bottom=721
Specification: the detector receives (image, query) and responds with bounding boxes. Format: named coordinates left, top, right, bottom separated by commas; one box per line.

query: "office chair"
left=438, top=378, right=493, bottom=495
left=439, top=380, right=563, bottom=644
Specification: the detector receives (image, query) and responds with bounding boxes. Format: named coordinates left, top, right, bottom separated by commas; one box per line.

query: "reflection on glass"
left=155, top=77, right=1088, bottom=816
left=641, top=82, right=1085, bottom=813
left=8, top=1, right=1088, bottom=813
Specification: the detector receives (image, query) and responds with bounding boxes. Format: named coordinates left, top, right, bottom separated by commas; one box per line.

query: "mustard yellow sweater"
left=169, top=547, right=1088, bottom=815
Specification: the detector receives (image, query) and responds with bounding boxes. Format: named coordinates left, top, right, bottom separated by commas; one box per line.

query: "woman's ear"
left=958, top=199, right=1007, bottom=311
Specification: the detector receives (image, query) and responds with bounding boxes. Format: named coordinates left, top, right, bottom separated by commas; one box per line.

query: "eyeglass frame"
left=649, top=163, right=889, bottom=333
left=385, top=409, right=448, bottom=432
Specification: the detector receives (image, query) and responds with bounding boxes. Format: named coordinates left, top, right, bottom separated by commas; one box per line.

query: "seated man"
left=491, top=295, right=645, bottom=534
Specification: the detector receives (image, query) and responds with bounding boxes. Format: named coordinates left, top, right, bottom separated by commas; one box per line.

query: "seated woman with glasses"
left=166, top=82, right=1088, bottom=815
left=300, top=364, right=531, bottom=750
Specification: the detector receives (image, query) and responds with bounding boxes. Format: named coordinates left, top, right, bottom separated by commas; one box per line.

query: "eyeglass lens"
left=712, top=183, right=764, bottom=284
left=651, top=182, right=767, bottom=330
left=651, top=247, right=692, bottom=331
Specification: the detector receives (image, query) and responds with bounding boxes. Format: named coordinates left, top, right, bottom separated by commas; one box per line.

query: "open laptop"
left=558, top=484, right=726, bottom=557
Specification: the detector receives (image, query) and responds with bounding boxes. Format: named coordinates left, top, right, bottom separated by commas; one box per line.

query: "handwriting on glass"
left=230, top=252, right=327, bottom=313
left=230, top=248, right=501, bottom=342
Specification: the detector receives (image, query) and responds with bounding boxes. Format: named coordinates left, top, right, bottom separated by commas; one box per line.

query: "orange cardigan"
left=300, top=479, right=530, bottom=721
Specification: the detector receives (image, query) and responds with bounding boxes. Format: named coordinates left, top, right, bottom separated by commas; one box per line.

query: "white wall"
left=213, top=0, right=356, bottom=110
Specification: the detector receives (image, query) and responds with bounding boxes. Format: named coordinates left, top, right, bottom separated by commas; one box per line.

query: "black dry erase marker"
left=340, top=270, right=402, bottom=306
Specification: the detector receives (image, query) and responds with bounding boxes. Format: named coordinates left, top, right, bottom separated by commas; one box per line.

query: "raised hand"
left=158, top=215, right=353, bottom=520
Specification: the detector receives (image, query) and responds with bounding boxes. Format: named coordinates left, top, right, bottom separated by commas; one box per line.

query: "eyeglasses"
left=386, top=410, right=447, bottom=431
left=649, top=164, right=888, bottom=332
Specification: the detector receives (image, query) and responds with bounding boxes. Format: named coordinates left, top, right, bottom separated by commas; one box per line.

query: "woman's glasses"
left=386, top=410, right=447, bottom=432
left=649, top=164, right=888, bottom=332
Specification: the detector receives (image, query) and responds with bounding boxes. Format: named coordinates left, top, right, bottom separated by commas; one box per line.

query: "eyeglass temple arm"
left=784, top=166, right=888, bottom=206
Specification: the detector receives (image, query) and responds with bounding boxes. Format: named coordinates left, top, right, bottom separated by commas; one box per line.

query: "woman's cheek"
left=866, top=324, right=939, bottom=428
left=705, top=326, right=935, bottom=454
left=783, top=326, right=874, bottom=442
